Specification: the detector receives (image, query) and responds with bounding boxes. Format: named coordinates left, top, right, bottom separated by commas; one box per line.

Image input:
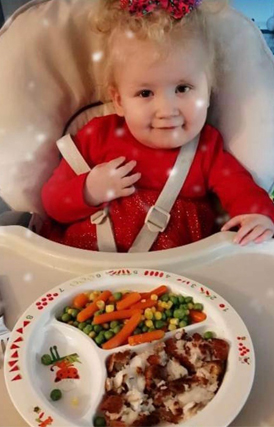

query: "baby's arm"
left=84, top=157, right=141, bottom=206
left=221, top=214, right=274, bottom=245
left=205, top=128, right=274, bottom=245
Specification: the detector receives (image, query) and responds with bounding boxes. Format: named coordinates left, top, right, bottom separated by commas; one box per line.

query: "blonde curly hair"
left=90, top=0, right=229, bottom=101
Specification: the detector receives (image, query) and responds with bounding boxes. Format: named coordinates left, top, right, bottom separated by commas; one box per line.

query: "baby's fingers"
left=120, top=186, right=136, bottom=197
left=236, top=225, right=265, bottom=246
left=117, top=160, right=137, bottom=178
left=221, top=215, right=243, bottom=231
left=122, top=172, right=141, bottom=188
left=254, top=229, right=274, bottom=244
left=108, top=156, right=126, bottom=170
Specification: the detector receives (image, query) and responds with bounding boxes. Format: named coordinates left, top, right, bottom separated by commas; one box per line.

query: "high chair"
left=0, top=0, right=274, bottom=271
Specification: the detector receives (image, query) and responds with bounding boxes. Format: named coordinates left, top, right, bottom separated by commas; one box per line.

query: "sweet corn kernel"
left=145, top=311, right=153, bottom=320
left=168, top=324, right=177, bottom=331
left=105, top=304, right=115, bottom=313
left=89, top=291, right=99, bottom=301
left=151, top=307, right=156, bottom=313
left=170, top=318, right=179, bottom=325
left=96, top=300, right=105, bottom=310
left=155, top=311, right=162, bottom=320
left=71, top=397, right=79, bottom=407
left=151, top=294, right=158, bottom=301
left=145, top=320, right=154, bottom=328
left=158, top=301, right=164, bottom=308
left=166, top=301, right=173, bottom=309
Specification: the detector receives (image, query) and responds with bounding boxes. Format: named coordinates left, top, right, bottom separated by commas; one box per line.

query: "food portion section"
left=95, top=330, right=229, bottom=426
left=58, top=286, right=207, bottom=349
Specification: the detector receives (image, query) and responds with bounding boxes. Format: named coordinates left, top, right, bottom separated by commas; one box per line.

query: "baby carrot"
left=189, top=310, right=207, bottom=323
left=93, top=309, right=141, bottom=325
left=130, top=299, right=158, bottom=310
left=139, top=285, right=168, bottom=299
left=128, top=330, right=165, bottom=346
left=102, top=312, right=142, bottom=350
left=116, top=292, right=141, bottom=311
left=77, top=290, right=112, bottom=323
left=72, top=293, right=89, bottom=309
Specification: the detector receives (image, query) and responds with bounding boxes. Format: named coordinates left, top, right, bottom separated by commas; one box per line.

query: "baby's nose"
left=155, top=96, right=179, bottom=119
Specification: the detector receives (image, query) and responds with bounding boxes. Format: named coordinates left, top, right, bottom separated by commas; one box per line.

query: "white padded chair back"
left=0, top=0, right=273, bottom=215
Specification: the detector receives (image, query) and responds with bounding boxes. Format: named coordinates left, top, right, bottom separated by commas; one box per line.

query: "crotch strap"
left=56, top=134, right=199, bottom=253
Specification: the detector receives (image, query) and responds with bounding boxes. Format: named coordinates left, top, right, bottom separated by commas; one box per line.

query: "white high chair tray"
left=0, top=225, right=274, bottom=427
left=3, top=268, right=254, bottom=427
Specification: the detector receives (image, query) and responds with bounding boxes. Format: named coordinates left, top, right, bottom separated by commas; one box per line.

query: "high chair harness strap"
left=56, top=133, right=199, bottom=253
left=129, top=134, right=199, bottom=252
left=56, top=134, right=117, bottom=252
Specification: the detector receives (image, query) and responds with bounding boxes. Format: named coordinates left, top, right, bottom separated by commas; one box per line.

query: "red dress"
left=41, top=114, right=274, bottom=251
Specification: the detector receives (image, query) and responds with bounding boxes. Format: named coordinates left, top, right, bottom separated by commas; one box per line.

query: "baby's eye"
left=176, top=85, right=191, bottom=94
left=138, top=90, right=152, bottom=98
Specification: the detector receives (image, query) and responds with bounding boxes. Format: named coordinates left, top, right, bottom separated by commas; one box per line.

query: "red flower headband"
left=120, top=0, right=203, bottom=19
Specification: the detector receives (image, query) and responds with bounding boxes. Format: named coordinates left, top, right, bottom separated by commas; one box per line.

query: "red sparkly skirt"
left=41, top=190, right=216, bottom=252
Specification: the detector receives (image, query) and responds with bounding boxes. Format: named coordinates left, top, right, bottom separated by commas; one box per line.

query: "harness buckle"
left=145, top=205, right=170, bottom=233
left=90, top=208, right=108, bottom=225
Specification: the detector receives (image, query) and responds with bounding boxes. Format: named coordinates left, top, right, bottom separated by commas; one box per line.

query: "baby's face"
left=111, top=36, right=210, bottom=149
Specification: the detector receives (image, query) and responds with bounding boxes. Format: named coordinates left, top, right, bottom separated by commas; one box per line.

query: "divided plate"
left=4, top=268, right=255, bottom=427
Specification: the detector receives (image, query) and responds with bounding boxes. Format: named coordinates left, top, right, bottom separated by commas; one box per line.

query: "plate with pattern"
left=4, top=268, right=255, bottom=427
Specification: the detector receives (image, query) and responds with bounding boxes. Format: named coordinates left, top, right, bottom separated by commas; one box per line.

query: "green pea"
left=110, top=321, right=119, bottom=329
left=179, top=320, right=188, bottom=328
left=73, top=321, right=79, bottom=327
left=104, top=330, right=115, bottom=340
left=138, top=321, right=144, bottom=328
left=173, top=309, right=186, bottom=319
left=94, top=325, right=103, bottom=333
left=61, top=313, right=72, bottom=322
left=113, top=292, right=123, bottom=301
left=185, top=296, right=193, bottom=303
left=41, top=354, right=52, bottom=366
left=83, top=325, right=93, bottom=335
left=50, top=389, right=62, bottom=401
left=155, top=320, right=165, bottom=329
left=113, top=325, right=122, bottom=334
left=183, top=315, right=190, bottom=324
left=63, top=306, right=70, bottom=314
left=95, top=334, right=106, bottom=345
left=94, top=416, right=106, bottom=427
left=161, top=313, right=167, bottom=321
left=148, top=327, right=155, bottom=332
left=142, top=326, right=149, bottom=333
left=194, top=303, right=204, bottom=311
left=133, top=328, right=142, bottom=335
left=178, top=295, right=185, bottom=304
left=165, top=309, right=173, bottom=318
left=204, top=331, right=214, bottom=339
left=94, top=310, right=104, bottom=317
left=70, top=308, right=79, bottom=318
left=170, top=296, right=178, bottom=305
left=160, top=293, right=169, bottom=302
left=187, top=303, right=194, bottom=310
left=78, top=322, right=86, bottom=331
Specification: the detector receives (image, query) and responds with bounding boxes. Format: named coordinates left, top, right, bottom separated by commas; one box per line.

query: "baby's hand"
left=221, top=214, right=274, bottom=245
left=84, top=156, right=141, bottom=206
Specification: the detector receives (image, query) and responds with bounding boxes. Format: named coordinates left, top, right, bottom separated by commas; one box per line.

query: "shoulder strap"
left=129, top=134, right=200, bottom=253
left=56, top=134, right=117, bottom=252
left=56, top=134, right=91, bottom=174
